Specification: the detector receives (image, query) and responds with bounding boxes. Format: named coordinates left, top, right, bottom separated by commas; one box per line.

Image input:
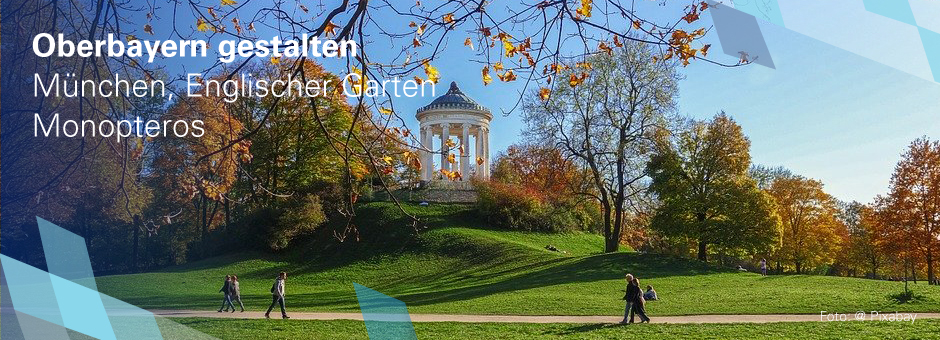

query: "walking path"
left=150, top=310, right=940, bottom=324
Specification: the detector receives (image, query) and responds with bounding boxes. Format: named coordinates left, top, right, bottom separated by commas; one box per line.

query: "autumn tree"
left=875, top=138, right=940, bottom=284
left=837, top=202, right=885, bottom=278
left=647, top=113, right=781, bottom=262
left=491, top=144, right=592, bottom=196
left=767, top=174, right=844, bottom=274
left=522, top=41, right=679, bottom=252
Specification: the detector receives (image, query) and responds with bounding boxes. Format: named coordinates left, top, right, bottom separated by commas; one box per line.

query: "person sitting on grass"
left=643, top=285, right=658, bottom=301
left=265, top=272, right=289, bottom=319
left=218, top=275, right=235, bottom=313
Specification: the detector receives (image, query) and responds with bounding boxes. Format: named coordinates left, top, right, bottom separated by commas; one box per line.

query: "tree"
left=522, top=41, right=679, bottom=252
left=768, top=175, right=843, bottom=274
left=875, top=138, right=940, bottom=284
left=647, top=113, right=781, bottom=262
left=491, top=144, right=592, bottom=196
left=837, top=202, right=884, bottom=278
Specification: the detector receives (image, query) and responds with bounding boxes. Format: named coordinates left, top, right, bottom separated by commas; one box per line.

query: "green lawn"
left=173, top=318, right=940, bottom=340
left=97, top=202, right=940, bottom=316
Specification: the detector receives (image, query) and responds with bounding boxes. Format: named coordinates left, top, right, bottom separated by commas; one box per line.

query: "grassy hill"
left=97, top=202, right=940, bottom=316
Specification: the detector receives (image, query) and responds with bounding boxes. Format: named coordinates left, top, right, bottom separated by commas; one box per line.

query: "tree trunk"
left=697, top=241, right=707, bottom=262
left=696, top=212, right=707, bottom=262
left=201, top=195, right=208, bottom=258
left=132, top=223, right=139, bottom=273
left=776, top=261, right=781, bottom=274
left=927, top=249, right=935, bottom=285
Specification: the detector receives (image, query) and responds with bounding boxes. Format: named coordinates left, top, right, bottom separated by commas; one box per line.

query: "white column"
left=461, top=123, right=470, bottom=180
left=475, top=126, right=484, bottom=178
left=423, top=126, right=434, bottom=180
left=483, top=127, right=490, bottom=179
left=441, top=123, right=451, bottom=173
left=419, top=126, right=428, bottom=181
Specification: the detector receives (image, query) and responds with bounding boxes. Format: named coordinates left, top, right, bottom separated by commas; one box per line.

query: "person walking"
left=760, top=258, right=768, bottom=276
left=629, top=277, right=651, bottom=323
left=620, top=274, right=635, bottom=324
left=218, top=275, right=235, bottom=313
left=231, top=275, right=245, bottom=312
left=265, top=272, right=289, bottom=319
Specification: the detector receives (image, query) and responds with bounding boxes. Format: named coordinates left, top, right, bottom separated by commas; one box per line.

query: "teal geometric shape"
left=51, top=274, right=117, bottom=340
left=101, top=294, right=164, bottom=340
left=709, top=0, right=776, bottom=68
left=863, top=0, right=917, bottom=26
left=37, top=216, right=98, bottom=290
left=0, top=255, right=66, bottom=327
left=919, top=27, right=940, bottom=82
left=353, top=283, right=417, bottom=340
left=729, top=0, right=785, bottom=27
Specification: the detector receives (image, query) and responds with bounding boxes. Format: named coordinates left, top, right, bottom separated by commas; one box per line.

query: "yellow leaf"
left=502, top=39, right=516, bottom=57
left=445, top=138, right=456, bottom=148
left=143, top=24, right=154, bottom=35
left=539, top=88, right=550, bottom=101
left=576, top=0, right=593, bottom=18
left=481, top=66, right=493, bottom=85
left=270, top=57, right=281, bottom=64
left=383, top=156, right=393, bottom=165
left=497, top=70, right=516, bottom=82
left=598, top=42, right=613, bottom=55
left=632, top=20, right=642, bottom=30
left=126, top=34, right=138, bottom=41
left=476, top=157, right=484, bottom=165
left=423, top=61, right=440, bottom=83
left=196, top=18, right=209, bottom=32
left=569, top=73, right=587, bottom=87
left=221, top=0, right=237, bottom=5
left=447, top=153, right=456, bottom=164
left=442, top=13, right=455, bottom=24
left=379, top=107, right=394, bottom=115
left=493, top=62, right=504, bottom=71
left=350, top=66, right=367, bottom=95
left=464, top=37, right=474, bottom=50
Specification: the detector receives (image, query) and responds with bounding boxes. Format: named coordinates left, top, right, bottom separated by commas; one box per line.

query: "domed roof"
left=417, top=82, right=490, bottom=113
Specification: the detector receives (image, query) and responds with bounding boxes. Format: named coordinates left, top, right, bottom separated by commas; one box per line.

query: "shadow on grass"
left=549, top=322, right=630, bottom=336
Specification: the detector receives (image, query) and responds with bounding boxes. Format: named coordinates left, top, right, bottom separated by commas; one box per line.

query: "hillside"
left=97, top=202, right=940, bottom=316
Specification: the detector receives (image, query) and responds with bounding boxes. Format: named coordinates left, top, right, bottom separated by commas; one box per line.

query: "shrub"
left=476, top=181, right=599, bottom=232
left=230, top=193, right=327, bottom=251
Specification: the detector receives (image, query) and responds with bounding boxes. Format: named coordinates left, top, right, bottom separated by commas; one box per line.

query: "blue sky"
left=384, top=6, right=940, bottom=204
left=141, top=1, right=940, bottom=204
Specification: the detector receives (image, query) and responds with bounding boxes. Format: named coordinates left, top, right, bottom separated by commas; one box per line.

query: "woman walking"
left=231, top=275, right=245, bottom=312
left=630, top=277, right=651, bottom=323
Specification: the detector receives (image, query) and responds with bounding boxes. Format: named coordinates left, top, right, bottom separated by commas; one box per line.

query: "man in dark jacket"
left=218, top=275, right=235, bottom=312
left=620, top=274, right=635, bottom=323
left=265, top=272, right=289, bottom=319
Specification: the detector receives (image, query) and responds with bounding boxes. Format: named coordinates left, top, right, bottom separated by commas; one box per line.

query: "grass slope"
left=176, top=318, right=940, bottom=340
left=98, top=202, right=940, bottom=316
